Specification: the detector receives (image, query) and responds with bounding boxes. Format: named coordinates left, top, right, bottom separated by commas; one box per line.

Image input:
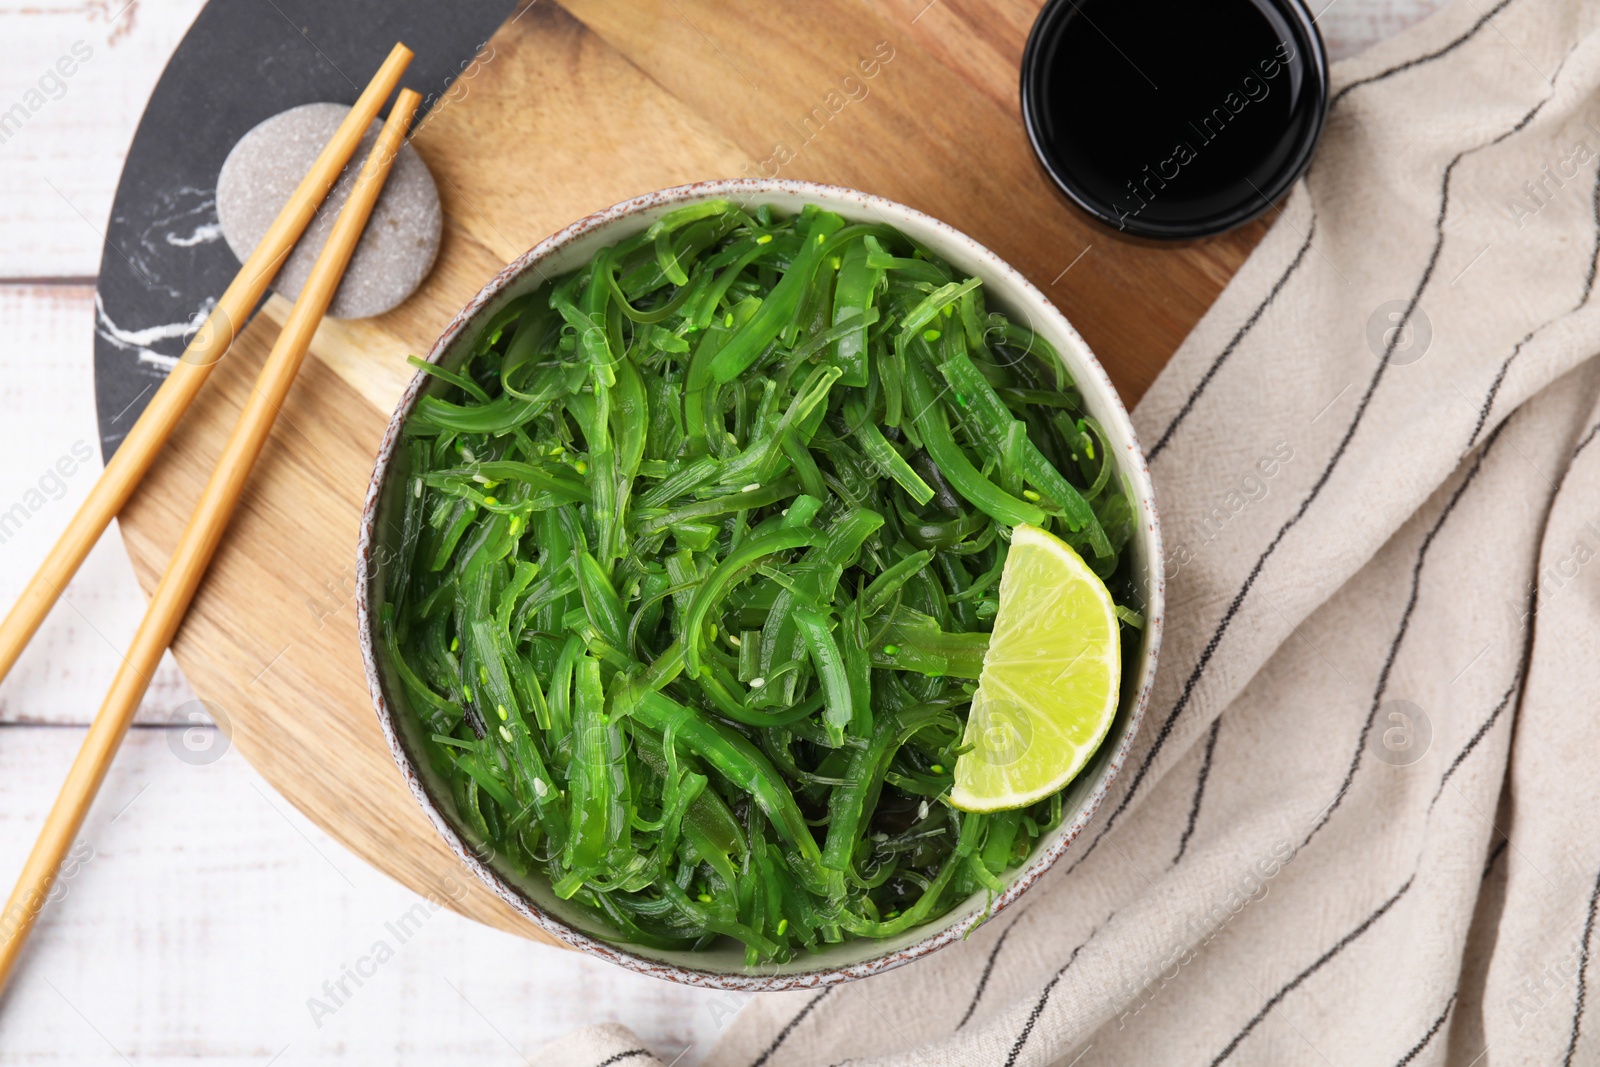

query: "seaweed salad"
left=381, top=199, right=1136, bottom=963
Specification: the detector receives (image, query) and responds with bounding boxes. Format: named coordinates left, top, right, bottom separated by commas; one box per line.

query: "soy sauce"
left=1021, top=0, right=1325, bottom=239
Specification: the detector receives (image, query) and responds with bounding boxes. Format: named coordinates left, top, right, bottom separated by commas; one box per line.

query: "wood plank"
left=0, top=726, right=722, bottom=1060
left=1314, top=0, right=1448, bottom=60
left=0, top=1, right=209, bottom=278
left=0, top=284, right=192, bottom=725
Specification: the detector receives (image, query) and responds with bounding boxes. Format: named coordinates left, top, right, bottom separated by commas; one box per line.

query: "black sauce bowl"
left=1020, top=0, right=1329, bottom=241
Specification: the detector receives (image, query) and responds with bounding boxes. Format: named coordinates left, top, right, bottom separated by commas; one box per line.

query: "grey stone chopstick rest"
left=216, top=102, right=441, bottom=320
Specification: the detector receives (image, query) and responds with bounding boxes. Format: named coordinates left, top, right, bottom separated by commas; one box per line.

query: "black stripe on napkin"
left=957, top=909, right=1030, bottom=1030
left=1430, top=666, right=1524, bottom=808
left=593, top=1051, right=655, bottom=1067
left=1148, top=220, right=1317, bottom=464
left=1207, top=878, right=1414, bottom=1065
left=1393, top=993, right=1455, bottom=1066
left=1171, top=717, right=1222, bottom=866
left=750, top=988, right=832, bottom=1067
left=1564, top=864, right=1600, bottom=1065
left=1465, top=140, right=1600, bottom=451
left=1330, top=0, right=1518, bottom=108
left=1004, top=919, right=1105, bottom=1067
left=1302, top=422, right=1506, bottom=850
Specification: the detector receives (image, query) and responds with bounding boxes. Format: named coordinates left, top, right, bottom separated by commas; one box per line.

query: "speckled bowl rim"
left=356, top=178, right=1164, bottom=991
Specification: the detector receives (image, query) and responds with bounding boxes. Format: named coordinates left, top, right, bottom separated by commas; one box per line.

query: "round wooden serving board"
left=114, top=0, right=1270, bottom=943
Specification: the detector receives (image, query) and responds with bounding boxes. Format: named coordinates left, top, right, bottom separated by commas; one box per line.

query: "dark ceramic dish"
left=1021, top=0, right=1329, bottom=240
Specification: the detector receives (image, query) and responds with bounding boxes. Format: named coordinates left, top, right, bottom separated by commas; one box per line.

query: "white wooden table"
left=0, top=2, right=1438, bottom=1062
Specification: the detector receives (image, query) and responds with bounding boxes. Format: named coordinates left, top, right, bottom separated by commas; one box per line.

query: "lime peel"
left=950, top=524, right=1120, bottom=813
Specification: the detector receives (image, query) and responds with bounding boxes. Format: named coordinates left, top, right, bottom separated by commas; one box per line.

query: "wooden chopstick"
left=0, top=42, right=413, bottom=689
left=0, top=88, right=426, bottom=993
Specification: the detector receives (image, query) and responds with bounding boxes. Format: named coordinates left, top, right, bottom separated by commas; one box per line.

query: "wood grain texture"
left=559, top=0, right=1268, bottom=403
left=118, top=286, right=548, bottom=942
left=115, top=0, right=1269, bottom=943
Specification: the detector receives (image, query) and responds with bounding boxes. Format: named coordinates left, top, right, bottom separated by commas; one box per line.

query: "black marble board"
left=91, top=0, right=518, bottom=462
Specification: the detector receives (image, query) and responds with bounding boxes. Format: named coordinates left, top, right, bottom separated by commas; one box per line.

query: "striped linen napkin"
left=547, top=0, right=1600, bottom=1061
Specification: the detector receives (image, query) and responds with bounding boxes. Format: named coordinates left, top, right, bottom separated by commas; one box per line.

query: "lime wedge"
left=950, top=524, right=1121, bottom=813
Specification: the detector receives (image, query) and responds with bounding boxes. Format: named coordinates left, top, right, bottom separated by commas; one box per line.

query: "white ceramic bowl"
left=356, top=179, right=1163, bottom=990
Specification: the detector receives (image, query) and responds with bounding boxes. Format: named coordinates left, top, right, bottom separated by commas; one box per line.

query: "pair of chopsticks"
left=0, top=44, right=424, bottom=990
